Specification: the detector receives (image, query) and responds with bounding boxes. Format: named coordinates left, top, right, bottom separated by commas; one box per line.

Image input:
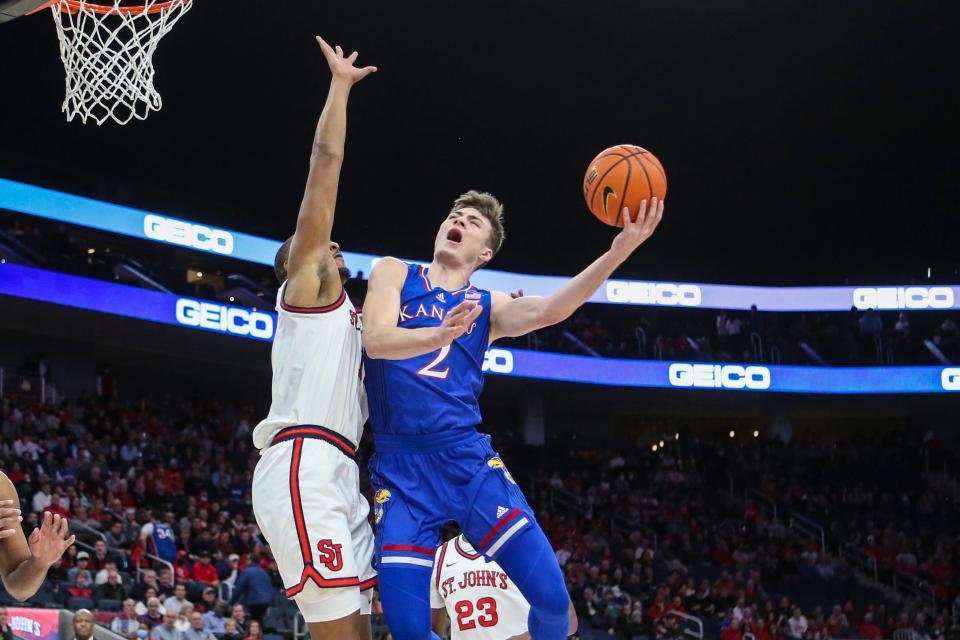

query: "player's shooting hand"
left=27, top=511, right=75, bottom=567
left=316, top=36, right=377, bottom=85
left=435, top=300, right=483, bottom=347
left=0, top=500, right=22, bottom=540
left=610, top=197, right=663, bottom=260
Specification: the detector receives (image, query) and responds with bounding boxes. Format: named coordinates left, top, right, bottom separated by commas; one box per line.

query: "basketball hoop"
left=41, top=0, right=193, bottom=125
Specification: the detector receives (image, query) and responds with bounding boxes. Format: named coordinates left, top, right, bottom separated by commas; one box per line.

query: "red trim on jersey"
left=435, top=541, right=450, bottom=590
left=272, top=425, right=357, bottom=458
left=288, top=439, right=313, bottom=567
left=280, top=288, right=346, bottom=314
left=418, top=266, right=432, bottom=292
left=479, top=509, right=521, bottom=548
left=454, top=536, right=481, bottom=560
left=383, top=544, right=435, bottom=556
left=359, top=576, right=378, bottom=591
left=284, top=566, right=360, bottom=596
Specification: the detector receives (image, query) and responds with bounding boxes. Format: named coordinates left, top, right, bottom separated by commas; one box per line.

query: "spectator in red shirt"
left=858, top=612, right=884, bottom=640
left=174, top=551, right=192, bottom=583
left=68, top=573, right=94, bottom=599
left=192, top=552, right=220, bottom=587
left=750, top=618, right=773, bottom=640
left=721, top=619, right=743, bottom=640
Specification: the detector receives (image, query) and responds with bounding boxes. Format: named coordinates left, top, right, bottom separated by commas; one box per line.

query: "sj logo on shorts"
left=316, top=539, right=344, bottom=572
left=374, top=489, right=392, bottom=524
left=487, top=457, right=516, bottom=485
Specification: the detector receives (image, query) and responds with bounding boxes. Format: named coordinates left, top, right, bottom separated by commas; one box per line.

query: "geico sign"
left=482, top=348, right=514, bottom=374
left=144, top=214, right=234, bottom=255
left=853, top=287, right=954, bottom=310
left=175, top=299, right=273, bottom=339
left=942, top=368, right=960, bottom=391
left=668, top=363, right=771, bottom=390
left=606, top=281, right=702, bottom=306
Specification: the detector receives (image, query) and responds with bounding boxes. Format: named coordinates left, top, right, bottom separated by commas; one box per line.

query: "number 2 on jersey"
left=454, top=597, right=498, bottom=631
left=417, top=345, right=451, bottom=379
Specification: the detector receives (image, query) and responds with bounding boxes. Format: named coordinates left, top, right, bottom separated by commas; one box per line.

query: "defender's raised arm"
left=282, top=37, right=376, bottom=308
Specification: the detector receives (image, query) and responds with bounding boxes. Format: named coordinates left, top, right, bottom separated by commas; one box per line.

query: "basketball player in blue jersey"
left=362, top=192, right=663, bottom=640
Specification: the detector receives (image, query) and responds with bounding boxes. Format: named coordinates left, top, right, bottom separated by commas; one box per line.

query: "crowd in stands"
left=2, top=389, right=960, bottom=640
left=5, top=217, right=960, bottom=370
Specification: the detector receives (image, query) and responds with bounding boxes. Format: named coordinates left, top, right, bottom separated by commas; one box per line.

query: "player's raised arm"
left=489, top=198, right=663, bottom=343
left=363, top=258, right=482, bottom=360
left=283, top=37, right=376, bottom=308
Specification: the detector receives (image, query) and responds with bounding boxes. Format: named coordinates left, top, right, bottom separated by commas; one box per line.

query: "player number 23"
left=417, top=345, right=451, bottom=379
left=454, top=597, right=499, bottom=631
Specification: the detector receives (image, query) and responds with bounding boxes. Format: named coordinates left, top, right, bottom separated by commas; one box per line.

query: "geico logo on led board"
left=175, top=299, right=273, bottom=339
left=606, top=281, right=702, bottom=306
left=668, top=363, right=771, bottom=390
left=482, top=348, right=514, bottom=374
left=853, top=287, right=954, bottom=310
left=942, top=368, right=960, bottom=391
left=144, top=214, right=234, bottom=255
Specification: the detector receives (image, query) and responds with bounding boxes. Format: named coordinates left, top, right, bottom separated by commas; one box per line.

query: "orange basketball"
left=583, top=145, right=667, bottom=227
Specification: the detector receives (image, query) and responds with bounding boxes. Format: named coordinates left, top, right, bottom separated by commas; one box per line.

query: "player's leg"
left=378, top=564, right=442, bottom=640
left=492, top=524, right=570, bottom=640
left=459, top=444, right=569, bottom=640
left=253, top=438, right=369, bottom=640
left=348, top=472, right=377, bottom=640
left=298, top=590, right=367, bottom=640
left=370, top=456, right=443, bottom=640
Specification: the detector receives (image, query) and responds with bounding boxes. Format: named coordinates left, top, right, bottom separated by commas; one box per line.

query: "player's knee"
left=531, top=579, right=570, bottom=617
left=380, top=613, right=431, bottom=640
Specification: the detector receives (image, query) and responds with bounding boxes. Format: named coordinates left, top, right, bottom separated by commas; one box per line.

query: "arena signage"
left=4, top=178, right=960, bottom=312
left=2, top=262, right=958, bottom=394
left=605, top=280, right=702, bottom=306
left=667, top=363, right=771, bottom=390
left=144, top=214, right=234, bottom=255
left=174, top=298, right=273, bottom=338
left=852, top=287, right=954, bottom=310
left=942, top=368, right=960, bottom=391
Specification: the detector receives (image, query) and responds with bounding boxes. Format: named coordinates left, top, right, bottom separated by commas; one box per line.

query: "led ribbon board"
left=1, top=178, right=958, bottom=311
left=1, top=263, right=957, bottom=394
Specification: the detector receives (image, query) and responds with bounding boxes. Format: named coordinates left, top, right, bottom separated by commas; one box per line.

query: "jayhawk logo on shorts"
left=374, top=489, right=391, bottom=524
left=488, top=457, right=516, bottom=484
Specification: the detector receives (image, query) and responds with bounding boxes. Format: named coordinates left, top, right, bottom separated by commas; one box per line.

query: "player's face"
left=330, top=241, right=351, bottom=280
left=434, top=207, right=493, bottom=269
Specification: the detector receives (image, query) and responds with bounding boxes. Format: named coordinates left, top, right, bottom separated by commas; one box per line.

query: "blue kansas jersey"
left=365, top=263, right=490, bottom=436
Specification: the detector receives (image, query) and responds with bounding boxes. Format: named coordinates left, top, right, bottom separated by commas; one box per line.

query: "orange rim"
left=32, top=0, right=189, bottom=15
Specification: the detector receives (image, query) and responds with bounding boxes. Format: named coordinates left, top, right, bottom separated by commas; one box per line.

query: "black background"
left=1, top=0, right=957, bottom=285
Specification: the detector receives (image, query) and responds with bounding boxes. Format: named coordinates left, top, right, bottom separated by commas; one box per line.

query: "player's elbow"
left=3, top=576, right=34, bottom=602
left=310, top=142, right=343, bottom=164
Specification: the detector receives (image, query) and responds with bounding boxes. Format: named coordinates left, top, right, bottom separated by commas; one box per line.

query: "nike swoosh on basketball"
left=602, top=185, right=616, bottom=218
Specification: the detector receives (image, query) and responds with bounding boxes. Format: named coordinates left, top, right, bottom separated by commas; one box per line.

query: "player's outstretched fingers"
left=641, top=197, right=664, bottom=236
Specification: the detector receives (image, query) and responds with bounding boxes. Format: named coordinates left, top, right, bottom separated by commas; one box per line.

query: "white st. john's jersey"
left=431, top=535, right=531, bottom=640
left=252, top=282, right=367, bottom=450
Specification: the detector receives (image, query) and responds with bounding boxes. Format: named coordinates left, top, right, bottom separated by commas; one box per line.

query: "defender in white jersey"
left=431, top=533, right=577, bottom=640
left=250, top=37, right=377, bottom=640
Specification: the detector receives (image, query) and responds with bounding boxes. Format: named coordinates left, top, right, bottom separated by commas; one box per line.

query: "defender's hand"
left=610, top=197, right=663, bottom=260
left=316, top=36, right=377, bottom=85
left=27, top=511, right=75, bottom=567
left=434, top=301, right=483, bottom=348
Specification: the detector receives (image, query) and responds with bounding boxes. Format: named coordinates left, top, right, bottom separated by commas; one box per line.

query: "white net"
left=50, top=0, right=193, bottom=125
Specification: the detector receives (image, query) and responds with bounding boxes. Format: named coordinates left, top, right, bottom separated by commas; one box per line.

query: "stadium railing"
left=664, top=610, right=704, bottom=639
left=788, top=512, right=826, bottom=553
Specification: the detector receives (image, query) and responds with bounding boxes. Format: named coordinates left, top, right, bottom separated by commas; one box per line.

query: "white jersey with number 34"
left=431, top=535, right=531, bottom=640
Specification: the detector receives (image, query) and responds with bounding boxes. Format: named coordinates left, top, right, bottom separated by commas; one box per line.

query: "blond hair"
left=450, top=190, right=505, bottom=265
